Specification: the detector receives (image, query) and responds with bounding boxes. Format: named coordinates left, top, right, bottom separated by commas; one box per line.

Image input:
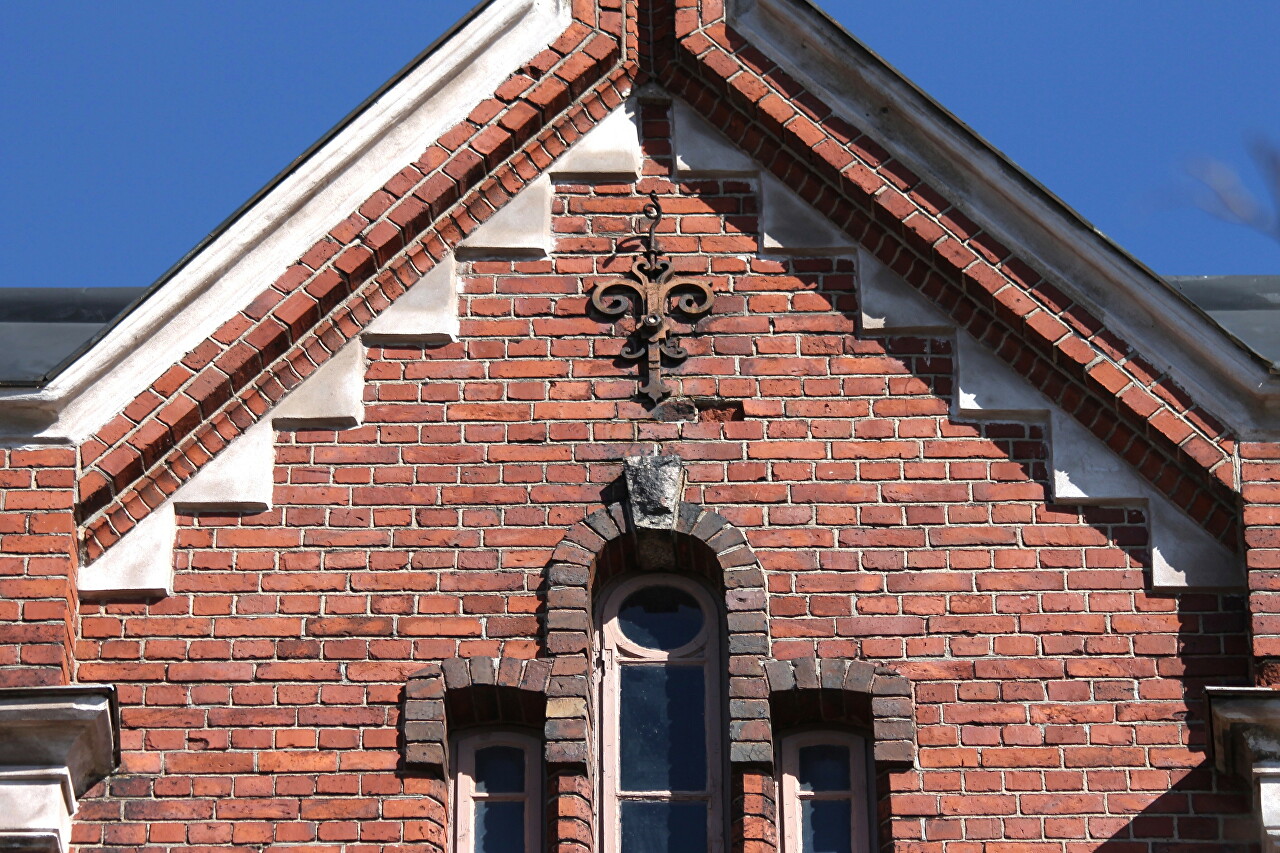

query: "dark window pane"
left=474, top=745, right=525, bottom=794
left=621, top=801, right=707, bottom=853
left=802, top=799, right=852, bottom=853
left=620, top=664, right=706, bottom=792
left=618, top=585, right=704, bottom=650
left=798, top=744, right=850, bottom=792
left=475, top=800, right=525, bottom=853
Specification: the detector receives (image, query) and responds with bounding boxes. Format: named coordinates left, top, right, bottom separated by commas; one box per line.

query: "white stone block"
left=272, top=341, right=365, bottom=427
left=672, top=99, right=756, bottom=177
left=760, top=173, right=855, bottom=254
left=363, top=257, right=459, bottom=345
left=172, top=418, right=274, bottom=512
left=552, top=101, right=643, bottom=177
left=0, top=767, right=73, bottom=853
left=0, top=685, right=118, bottom=853
left=77, top=506, right=176, bottom=599
left=457, top=175, right=553, bottom=256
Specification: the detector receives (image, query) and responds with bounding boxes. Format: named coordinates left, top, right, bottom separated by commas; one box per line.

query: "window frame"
left=452, top=729, right=542, bottom=853
left=779, top=730, right=872, bottom=853
left=597, top=573, right=725, bottom=853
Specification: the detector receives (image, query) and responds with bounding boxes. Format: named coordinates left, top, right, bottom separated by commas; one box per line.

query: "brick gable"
left=4, top=1, right=1275, bottom=850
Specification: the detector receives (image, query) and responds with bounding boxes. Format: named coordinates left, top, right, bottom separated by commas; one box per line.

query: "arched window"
left=779, top=731, right=873, bottom=853
left=598, top=574, right=724, bottom=853
left=453, top=731, right=541, bottom=853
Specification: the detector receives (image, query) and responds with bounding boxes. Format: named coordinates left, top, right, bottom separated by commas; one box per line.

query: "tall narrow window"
left=600, top=575, right=723, bottom=853
left=454, top=731, right=540, bottom=853
left=779, top=732, right=872, bottom=853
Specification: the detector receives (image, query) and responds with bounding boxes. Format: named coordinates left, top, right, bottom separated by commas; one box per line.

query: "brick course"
left=0, top=1, right=1266, bottom=850
left=65, top=104, right=1257, bottom=849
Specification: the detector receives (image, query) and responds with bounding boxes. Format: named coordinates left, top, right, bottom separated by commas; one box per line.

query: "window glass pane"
left=798, top=744, right=850, bottom=792
left=621, top=801, right=707, bottom=853
left=802, top=799, right=852, bottom=853
left=474, top=745, right=525, bottom=794
left=618, top=585, right=704, bottom=650
left=620, top=664, right=706, bottom=792
left=475, top=800, right=525, bottom=853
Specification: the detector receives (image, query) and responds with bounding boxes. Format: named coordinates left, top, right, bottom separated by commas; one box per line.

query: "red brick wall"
left=0, top=446, right=78, bottom=687
left=67, top=108, right=1258, bottom=851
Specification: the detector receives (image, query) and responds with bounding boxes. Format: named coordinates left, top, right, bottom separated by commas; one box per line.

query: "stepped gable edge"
left=73, top=0, right=1245, bottom=568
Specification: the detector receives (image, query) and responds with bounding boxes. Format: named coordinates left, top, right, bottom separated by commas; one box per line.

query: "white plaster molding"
left=272, top=341, right=366, bottom=427
left=730, top=0, right=1280, bottom=438
left=551, top=100, right=644, bottom=177
left=0, top=767, right=73, bottom=853
left=78, top=506, right=177, bottom=599
left=172, top=418, right=275, bottom=512
left=1207, top=688, right=1280, bottom=853
left=363, top=257, right=459, bottom=345
left=760, top=173, right=856, bottom=255
left=76, top=96, right=655, bottom=599
left=672, top=99, right=757, bottom=177
left=0, top=685, right=118, bottom=853
left=859, top=248, right=1242, bottom=589
left=458, top=176, right=554, bottom=256
left=80, top=339, right=366, bottom=599
left=0, top=0, right=570, bottom=446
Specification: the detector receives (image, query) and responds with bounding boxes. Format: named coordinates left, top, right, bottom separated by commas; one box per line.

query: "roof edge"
left=0, top=0, right=571, bottom=445
left=733, top=0, right=1280, bottom=438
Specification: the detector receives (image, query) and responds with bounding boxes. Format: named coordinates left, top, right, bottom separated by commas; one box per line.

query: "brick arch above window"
left=543, top=489, right=773, bottom=768
left=402, top=656, right=552, bottom=774
left=764, top=657, right=917, bottom=768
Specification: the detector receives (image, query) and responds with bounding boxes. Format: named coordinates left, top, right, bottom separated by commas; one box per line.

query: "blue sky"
left=2, top=1, right=1278, bottom=290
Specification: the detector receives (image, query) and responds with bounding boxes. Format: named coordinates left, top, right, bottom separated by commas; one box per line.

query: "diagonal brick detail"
left=652, top=14, right=1240, bottom=549
left=77, top=17, right=635, bottom=564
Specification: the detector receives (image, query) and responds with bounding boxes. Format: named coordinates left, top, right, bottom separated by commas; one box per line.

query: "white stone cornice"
left=0, top=685, right=119, bottom=853
left=1207, top=687, right=1280, bottom=852
left=0, top=0, right=570, bottom=446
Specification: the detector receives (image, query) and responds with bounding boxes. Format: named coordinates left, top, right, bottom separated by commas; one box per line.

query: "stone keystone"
left=623, top=453, right=686, bottom=530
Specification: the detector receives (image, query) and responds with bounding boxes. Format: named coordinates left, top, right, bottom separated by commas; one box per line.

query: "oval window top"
left=617, top=585, right=705, bottom=650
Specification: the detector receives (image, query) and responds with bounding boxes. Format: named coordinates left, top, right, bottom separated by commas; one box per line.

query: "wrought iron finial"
left=590, top=193, right=714, bottom=403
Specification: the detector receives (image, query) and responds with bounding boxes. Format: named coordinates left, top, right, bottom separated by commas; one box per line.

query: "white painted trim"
left=858, top=248, right=1242, bottom=589
left=779, top=731, right=871, bottom=853
left=362, top=257, right=460, bottom=345
left=598, top=575, right=724, bottom=853
left=731, top=0, right=1280, bottom=438
left=453, top=731, right=542, bottom=853
left=0, top=0, right=570, bottom=446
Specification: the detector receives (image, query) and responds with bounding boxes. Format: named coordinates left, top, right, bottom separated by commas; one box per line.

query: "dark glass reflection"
left=475, top=801, right=524, bottom=853
left=802, top=800, right=852, bottom=853
left=617, top=585, right=704, bottom=650
left=621, top=801, right=707, bottom=853
left=620, top=664, right=706, bottom=792
left=798, top=744, right=850, bottom=792
left=474, top=745, right=525, bottom=794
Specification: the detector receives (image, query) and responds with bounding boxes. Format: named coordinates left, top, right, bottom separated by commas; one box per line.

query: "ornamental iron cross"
left=591, top=192, right=714, bottom=403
